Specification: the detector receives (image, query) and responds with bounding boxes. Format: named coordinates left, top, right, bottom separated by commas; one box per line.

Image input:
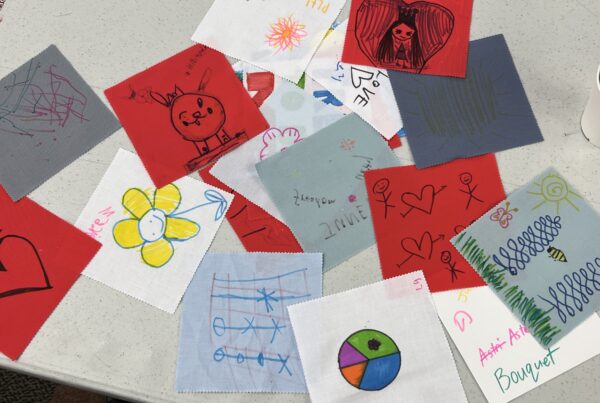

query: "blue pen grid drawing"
left=176, top=253, right=322, bottom=392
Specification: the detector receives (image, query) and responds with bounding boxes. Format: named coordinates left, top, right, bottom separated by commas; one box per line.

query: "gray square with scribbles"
left=389, top=34, right=543, bottom=168
left=0, top=45, right=120, bottom=200
left=256, top=114, right=399, bottom=271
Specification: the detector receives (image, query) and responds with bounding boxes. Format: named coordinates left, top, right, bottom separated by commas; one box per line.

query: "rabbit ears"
left=150, top=85, right=185, bottom=107
left=149, top=70, right=212, bottom=107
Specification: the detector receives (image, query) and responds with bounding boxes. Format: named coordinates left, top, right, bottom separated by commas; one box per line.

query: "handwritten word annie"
left=320, top=204, right=368, bottom=240
left=85, top=207, right=115, bottom=240
left=305, top=0, right=330, bottom=13
left=493, top=347, right=560, bottom=394
left=293, top=189, right=335, bottom=208
left=538, top=257, right=600, bottom=324
left=478, top=324, right=528, bottom=367
left=493, top=215, right=562, bottom=275
left=353, top=155, right=374, bottom=180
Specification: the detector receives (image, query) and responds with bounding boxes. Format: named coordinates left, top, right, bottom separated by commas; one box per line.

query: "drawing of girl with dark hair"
left=376, top=7, right=425, bottom=71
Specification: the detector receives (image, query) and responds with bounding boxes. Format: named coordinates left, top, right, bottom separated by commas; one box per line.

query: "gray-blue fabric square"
left=452, top=168, right=600, bottom=347
left=0, top=45, right=120, bottom=200
left=256, top=114, right=399, bottom=270
left=390, top=34, right=543, bottom=168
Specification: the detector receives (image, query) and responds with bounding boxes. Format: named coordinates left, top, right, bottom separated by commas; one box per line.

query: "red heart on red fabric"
left=401, top=232, right=433, bottom=259
left=401, top=184, right=435, bottom=214
left=0, top=235, right=52, bottom=299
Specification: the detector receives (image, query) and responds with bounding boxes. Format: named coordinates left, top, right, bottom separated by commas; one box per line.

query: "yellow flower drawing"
left=113, top=184, right=199, bottom=268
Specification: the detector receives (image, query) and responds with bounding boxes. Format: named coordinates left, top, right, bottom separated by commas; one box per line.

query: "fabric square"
left=74, top=149, right=232, bottom=313
left=199, top=166, right=303, bottom=253
left=389, top=34, right=544, bottom=168
left=0, top=187, right=100, bottom=359
left=287, top=271, right=467, bottom=402
left=191, top=0, right=347, bottom=82
left=306, top=19, right=403, bottom=140
left=256, top=114, right=399, bottom=270
left=0, top=45, right=120, bottom=200
left=176, top=252, right=322, bottom=392
left=105, top=45, right=268, bottom=188
left=434, top=286, right=600, bottom=403
left=210, top=61, right=345, bottom=222
left=342, top=0, right=474, bottom=77
left=365, top=154, right=506, bottom=292
left=452, top=168, right=600, bottom=347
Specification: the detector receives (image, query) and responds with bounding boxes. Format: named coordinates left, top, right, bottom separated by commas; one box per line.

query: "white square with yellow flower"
left=75, top=149, right=233, bottom=313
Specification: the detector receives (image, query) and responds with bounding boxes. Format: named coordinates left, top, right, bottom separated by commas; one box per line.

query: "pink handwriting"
left=85, top=206, right=115, bottom=240
left=413, top=277, right=424, bottom=291
left=453, top=310, right=473, bottom=332
left=479, top=324, right=529, bottom=367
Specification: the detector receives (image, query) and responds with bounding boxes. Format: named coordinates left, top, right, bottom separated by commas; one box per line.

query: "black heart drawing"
left=0, top=234, right=52, bottom=299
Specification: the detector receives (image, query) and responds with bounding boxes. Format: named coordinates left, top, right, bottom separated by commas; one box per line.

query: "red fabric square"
left=342, top=0, right=474, bottom=77
left=105, top=45, right=268, bottom=188
left=365, top=155, right=505, bottom=292
left=0, top=188, right=100, bottom=359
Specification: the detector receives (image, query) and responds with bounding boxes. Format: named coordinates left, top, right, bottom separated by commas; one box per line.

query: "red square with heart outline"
left=105, top=45, right=269, bottom=188
left=342, top=0, right=474, bottom=77
left=0, top=187, right=100, bottom=359
left=365, top=154, right=506, bottom=292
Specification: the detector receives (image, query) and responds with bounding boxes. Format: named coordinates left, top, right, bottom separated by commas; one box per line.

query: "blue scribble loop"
left=493, top=215, right=562, bottom=275
left=538, top=258, right=600, bottom=323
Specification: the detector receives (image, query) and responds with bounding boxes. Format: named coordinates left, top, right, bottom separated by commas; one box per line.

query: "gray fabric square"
left=0, top=45, right=120, bottom=200
left=256, top=114, right=399, bottom=270
left=390, top=34, right=543, bottom=168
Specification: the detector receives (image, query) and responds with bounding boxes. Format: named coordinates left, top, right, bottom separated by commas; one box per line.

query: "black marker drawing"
left=440, top=250, right=464, bottom=283
left=397, top=231, right=444, bottom=268
left=151, top=74, right=246, bottom=172
left=355, top=1, right=454, bottom=73
left=399, top=184, right=446, bottom=217
left=0, top=234, right=52, bottom=299
left=372, top=178, right=395, bottom=219
left=458, top=172, right=483, bottom=209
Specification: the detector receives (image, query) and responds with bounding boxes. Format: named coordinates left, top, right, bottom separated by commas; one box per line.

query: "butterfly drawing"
left=489, top=201, right=518, bottom=228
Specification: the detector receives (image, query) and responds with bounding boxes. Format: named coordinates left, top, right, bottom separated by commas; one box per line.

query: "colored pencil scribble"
left=265, top=16, right=307, bottom=53
left=0, top=60, right=88, bottom=137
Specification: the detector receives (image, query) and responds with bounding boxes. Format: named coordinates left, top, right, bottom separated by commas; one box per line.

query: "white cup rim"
left=596, top=63, right=600, bottom=90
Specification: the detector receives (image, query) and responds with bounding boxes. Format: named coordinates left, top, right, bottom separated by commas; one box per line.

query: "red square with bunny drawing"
left=105, top=45, right=268, bottom=187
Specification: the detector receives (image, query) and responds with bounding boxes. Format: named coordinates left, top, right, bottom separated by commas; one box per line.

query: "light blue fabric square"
left=176, top=252, right=322, bottom=392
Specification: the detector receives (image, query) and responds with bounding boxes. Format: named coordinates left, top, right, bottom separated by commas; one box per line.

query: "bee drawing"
left=547, top=246, right=567, bottom=263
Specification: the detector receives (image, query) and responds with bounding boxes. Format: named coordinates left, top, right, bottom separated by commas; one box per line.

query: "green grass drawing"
left=453, top=232, right=562, bottom=347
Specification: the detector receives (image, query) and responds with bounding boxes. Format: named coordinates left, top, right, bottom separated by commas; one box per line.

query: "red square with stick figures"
left=342, top=0, right=474, bottom=77
left=365, top=154, right=506, bottom=292
left=0, top=187, right=100, bottom=359
left=105, top=45, right=269, bottom=188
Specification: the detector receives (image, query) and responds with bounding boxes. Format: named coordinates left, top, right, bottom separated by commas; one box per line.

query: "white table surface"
left=1, top=1, right=600, bottom=402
